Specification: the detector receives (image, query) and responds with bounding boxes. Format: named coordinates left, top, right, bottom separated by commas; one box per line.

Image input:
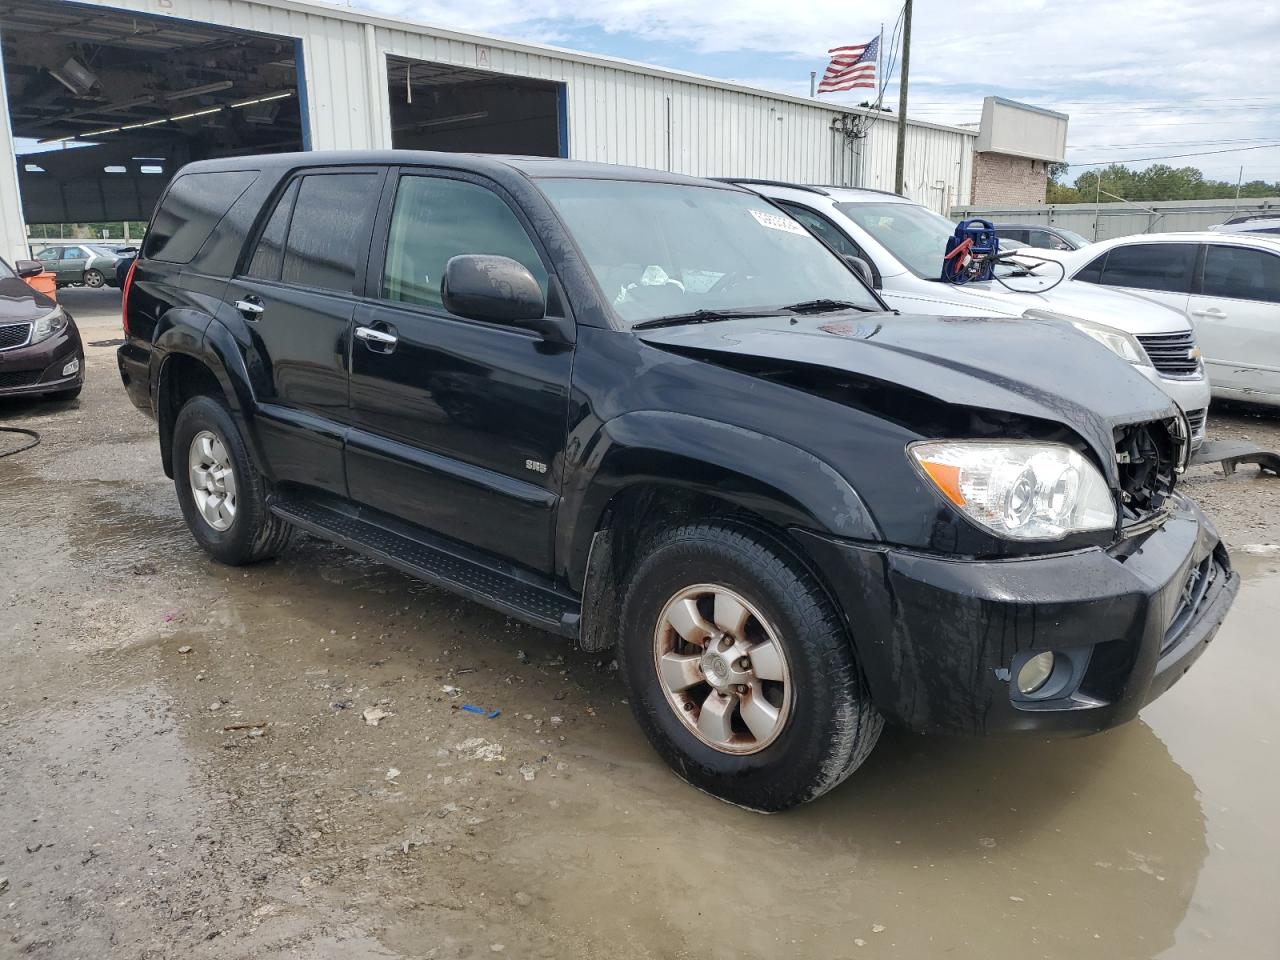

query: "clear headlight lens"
left=31, top=306, right=68, bottom=344
left=911, top=441, right=1116, bottom=540
left=1023, top=310, right=1151, bottom=367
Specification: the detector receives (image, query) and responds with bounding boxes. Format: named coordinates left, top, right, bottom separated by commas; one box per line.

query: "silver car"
left=31, top=243, right=126, bottom=289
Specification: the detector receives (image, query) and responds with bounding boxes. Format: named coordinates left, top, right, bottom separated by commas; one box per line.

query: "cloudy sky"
left=359, top=0, right=1280, bottom=183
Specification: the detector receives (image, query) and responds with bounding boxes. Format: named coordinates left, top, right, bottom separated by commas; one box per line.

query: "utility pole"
left=893, top=0, right=913, bottom=195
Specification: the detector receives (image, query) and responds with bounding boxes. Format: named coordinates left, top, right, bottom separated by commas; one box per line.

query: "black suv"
left=119, top=152, right=1237, bottom=811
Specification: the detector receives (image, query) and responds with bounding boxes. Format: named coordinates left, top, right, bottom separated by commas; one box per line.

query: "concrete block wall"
left=970, top=152, right=1048, bottom=207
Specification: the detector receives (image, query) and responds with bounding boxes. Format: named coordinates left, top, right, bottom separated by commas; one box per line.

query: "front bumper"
left=0, top=322, right=84, bottom=397
left=797, top=494, right=1238, bottom=736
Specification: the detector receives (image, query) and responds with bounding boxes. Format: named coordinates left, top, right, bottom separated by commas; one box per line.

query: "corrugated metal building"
left=0, top=0, right=978, bottom=262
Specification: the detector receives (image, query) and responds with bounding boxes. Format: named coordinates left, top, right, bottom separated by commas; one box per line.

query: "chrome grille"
left=0, top=322, right=31, bottom=351
left=1137, top=330, right=1200, bottom=378
left=1185, top=407, right=1207, bottom=441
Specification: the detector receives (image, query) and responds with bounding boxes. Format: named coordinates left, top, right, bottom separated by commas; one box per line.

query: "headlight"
left=1023, top=310, right=1151, bottom=367
left=911, top=441, right=1115, bottom=540
left=31, top=306, right=68, bottom=344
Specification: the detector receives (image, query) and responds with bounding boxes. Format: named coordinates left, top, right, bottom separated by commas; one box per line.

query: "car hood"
left=905, top=276, right=1191, bottom=335
left=638, top=311, right=1179, bottom=484
left=0, top=275, right=55, bottom=320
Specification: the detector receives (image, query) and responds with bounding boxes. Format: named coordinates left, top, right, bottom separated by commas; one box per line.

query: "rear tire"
left=84, top=268, right=105, bottom=288
left=617, top=522, right=882, bottom=811
left=172, top=395, right=292, bottom=565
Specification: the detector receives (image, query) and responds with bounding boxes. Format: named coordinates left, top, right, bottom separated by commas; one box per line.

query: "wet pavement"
left=2, top=288, right=1279, bottom=959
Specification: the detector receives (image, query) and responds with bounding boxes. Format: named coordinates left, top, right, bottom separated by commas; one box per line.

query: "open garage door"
left=1, top=0, right=305, bottom=226
left=387, top=55, right=565, bottom=158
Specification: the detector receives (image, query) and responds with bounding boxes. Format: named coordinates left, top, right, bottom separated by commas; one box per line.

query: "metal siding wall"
left=5, top=0, right=977, bottom=246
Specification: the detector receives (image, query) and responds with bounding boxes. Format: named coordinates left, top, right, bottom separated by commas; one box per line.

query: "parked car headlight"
left=1023, top=310, right=1152, bottom=367
left=31, top=306, right=68, bottom=344
left=910, top=441, right=1115, bottom=540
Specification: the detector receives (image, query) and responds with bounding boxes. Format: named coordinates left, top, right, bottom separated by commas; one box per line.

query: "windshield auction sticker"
left=749, top=209, right=808, bottom=235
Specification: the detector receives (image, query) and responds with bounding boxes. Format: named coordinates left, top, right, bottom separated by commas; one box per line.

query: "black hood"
left=0, top=275, right=56, bottom=320
left=638, top=311, right=1178, bottom=483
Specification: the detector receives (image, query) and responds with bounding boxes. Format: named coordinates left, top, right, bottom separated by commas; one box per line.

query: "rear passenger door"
left=1074, top=242, right=1197, bottom=315
left=229, top=168, right=386, bottom=497
left=346, top=169, right=573, bottom=574
left=59, top=246, right=88, bottom=283
left=1189, top=243, right=1280, bottom=397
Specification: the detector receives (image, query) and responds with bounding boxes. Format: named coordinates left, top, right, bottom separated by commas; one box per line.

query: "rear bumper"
left=0, top=322, right=84, bottom=397
left=797, top=493, right=1238, bottom=736
left=118, top=339, right=154, bottom=415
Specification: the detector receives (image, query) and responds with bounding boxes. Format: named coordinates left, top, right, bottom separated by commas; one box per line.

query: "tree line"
left=1046, top=163, right=1280, bottom=204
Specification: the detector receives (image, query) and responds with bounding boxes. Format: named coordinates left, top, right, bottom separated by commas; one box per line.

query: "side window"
left=144, top=171, right=259, bottom=264
left=246, top=179, right=299, bottom=281
left=1000, top=229, right=1029, bottom=246
left=36, top=248, right=58, bottom=262
left=1074, top=253, right=1106, bottom=284
left=280, top=173, right=382, bottom=293
left=780, top=202, right=865, bottom=262
left=1098, top=243, right=1196, bottom=293
left=62, top=247, right=84, bottom=260
left=382, top=176, right=548, bottom=311
left=1202, top=245, right=1280, bottom=304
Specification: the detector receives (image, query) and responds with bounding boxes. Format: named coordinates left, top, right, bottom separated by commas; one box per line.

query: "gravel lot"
left=2, top=287, right=1278, bottom=959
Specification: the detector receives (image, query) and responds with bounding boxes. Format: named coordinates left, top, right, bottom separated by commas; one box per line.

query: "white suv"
left=735, top=181, right=1213, bottom=444
left=1031, top=232, right=1280, bottom=408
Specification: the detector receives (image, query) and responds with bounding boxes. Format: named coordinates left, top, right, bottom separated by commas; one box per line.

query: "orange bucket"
left=24, top=270, right=57, bottom=302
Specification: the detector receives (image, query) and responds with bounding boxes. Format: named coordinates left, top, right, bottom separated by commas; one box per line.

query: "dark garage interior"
left=1, top=0, right=304, bottom=225
left=386, top=55, right=565, bottom=158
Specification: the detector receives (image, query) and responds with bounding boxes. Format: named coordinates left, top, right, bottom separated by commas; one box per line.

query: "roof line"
left=186, top=0, right=980, bottom=137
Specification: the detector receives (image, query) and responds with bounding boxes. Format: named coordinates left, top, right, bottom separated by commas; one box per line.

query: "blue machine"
left=941, top=218, right=1001, bottom=283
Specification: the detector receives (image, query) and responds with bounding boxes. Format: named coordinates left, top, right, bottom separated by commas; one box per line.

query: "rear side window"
left=1075, top=253, right=1105, bottom=284
left=1202, top=245, right=1280, bottom=303
left=144, top=171, right=258, bottom=264
left=1097, top=243, right=1196, bottom=293
left=247, top=179, right=299, bottom=281
left=280, top=173, right=382, bottom=293
left=382, top=176, right=547, bottom=310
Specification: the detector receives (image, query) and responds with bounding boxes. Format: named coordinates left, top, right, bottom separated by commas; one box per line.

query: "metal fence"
left=950, top=197, right=1280, bottom=240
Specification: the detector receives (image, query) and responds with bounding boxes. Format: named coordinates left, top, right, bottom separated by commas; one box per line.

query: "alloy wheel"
left=188, top=430, right=238, bottom=531
left=652, top=584, right=792, bottom=754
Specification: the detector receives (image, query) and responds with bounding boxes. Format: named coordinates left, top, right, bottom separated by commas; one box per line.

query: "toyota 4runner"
left=119, top=152, right=1238, bottom=811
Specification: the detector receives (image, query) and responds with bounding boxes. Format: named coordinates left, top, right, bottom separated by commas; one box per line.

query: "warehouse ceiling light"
left=38, top=92, right=295, bottom=144
left=163, top=80, right=234, bottom=101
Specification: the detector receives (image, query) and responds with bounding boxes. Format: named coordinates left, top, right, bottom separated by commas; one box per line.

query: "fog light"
left=1017, top=652, right=1056, bottom=695
left=62, top=358, right=80, bottom=376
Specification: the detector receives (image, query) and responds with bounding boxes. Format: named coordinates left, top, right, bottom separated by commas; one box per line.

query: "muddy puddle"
left=3, top=327, right=1279, bottom=958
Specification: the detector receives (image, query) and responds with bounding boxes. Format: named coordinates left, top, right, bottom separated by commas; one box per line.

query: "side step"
left=270, top=492, right=581, bottom=637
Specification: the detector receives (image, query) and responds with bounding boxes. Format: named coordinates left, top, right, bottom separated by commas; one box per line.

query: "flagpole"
left=894, top=0, right=913, bottom=195
left=877, top=22, right=884, bottom=107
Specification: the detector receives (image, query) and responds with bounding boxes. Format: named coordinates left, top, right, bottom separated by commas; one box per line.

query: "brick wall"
left=970, top=152, right=1049, bottom=206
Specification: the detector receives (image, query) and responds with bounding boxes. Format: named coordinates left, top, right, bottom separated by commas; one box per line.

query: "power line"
left=1067, top=142, right=1280, bottom=167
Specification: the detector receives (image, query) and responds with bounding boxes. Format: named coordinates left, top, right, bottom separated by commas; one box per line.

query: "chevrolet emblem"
left=1188, top=347, right=1201, bottom=361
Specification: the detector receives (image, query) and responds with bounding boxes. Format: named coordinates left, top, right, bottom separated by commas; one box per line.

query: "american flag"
left=817, top=36, right=879, bottom=93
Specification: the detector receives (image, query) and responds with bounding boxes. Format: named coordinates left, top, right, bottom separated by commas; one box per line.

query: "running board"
left=270, top=492, right=581, bottom=637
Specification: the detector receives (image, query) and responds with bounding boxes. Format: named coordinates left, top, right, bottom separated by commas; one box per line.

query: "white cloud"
left=358, top=0, right=1280, bottom=180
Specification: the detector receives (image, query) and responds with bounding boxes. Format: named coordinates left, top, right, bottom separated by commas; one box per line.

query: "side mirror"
left=14, top=259, right=43, bottom=279
left=843, top=254, right=877, bottom=289
left=442, top=255, right=546, bottom=327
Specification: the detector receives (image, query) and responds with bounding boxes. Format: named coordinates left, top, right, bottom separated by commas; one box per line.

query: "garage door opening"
left=2, top=0, right=306, bottom=228
left=386, top=55, right=565, bottom=158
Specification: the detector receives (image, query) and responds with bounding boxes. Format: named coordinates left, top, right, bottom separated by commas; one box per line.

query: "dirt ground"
left=2, top=287, right=1279, bottom=960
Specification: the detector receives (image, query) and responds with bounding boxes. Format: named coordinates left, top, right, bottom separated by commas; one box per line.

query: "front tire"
left=172, top=395, right=291, bottom=565
left=618, top=522, right=882, bottom=811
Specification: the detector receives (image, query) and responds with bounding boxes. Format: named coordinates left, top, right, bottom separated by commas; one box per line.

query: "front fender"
left=558, top=410, right=880, bottom=586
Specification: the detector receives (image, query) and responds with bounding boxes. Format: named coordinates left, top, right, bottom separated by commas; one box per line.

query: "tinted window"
left=781, top=203, right=869, bottom=261
left=247, top=179, right=299, bottom=281
left=382, top=176, right=547, bottom=310
left=1202, top=245, right=1280, bottom=303
left=999, top=228, right=1030, bottom=245
left=279, top=174, right=381, bottom=293
left=1075, top=253, right=1106, bottom=284
left=1098, top=243, right=1196, bottom=293
left=144, top=170, right=258, bottom=264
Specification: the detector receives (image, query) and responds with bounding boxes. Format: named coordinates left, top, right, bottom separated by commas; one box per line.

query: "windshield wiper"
left=781, top=298, right=880, bottom=314
left=631, top=308, right=789, bottom=330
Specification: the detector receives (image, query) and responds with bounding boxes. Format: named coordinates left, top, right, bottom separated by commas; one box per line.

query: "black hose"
left=993, top=254, right=1067, bottom=293
left=0, top=426, right=40, bottom=458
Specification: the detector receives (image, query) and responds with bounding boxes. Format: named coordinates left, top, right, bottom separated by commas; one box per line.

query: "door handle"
left=234, top=297, right=265, bottom=320
left=1190, top=308, right=1226, bottom=318
left=354, top=325, right=398, bottom=351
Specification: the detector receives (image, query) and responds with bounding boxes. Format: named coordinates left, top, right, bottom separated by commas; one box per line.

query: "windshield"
left=0, top=258, right=14, bottom=280
left=1056, top=228, right=1091, bottom=247
left=538, top=179, right=882, bottom=326
left=835, top=200, right=962, bottom=279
